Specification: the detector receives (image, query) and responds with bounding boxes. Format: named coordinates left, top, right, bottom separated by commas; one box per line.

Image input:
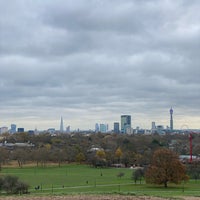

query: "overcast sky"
left=0, top=0, right=200, bottom=131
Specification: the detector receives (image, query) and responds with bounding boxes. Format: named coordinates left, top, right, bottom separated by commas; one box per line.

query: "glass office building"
left=121, top=115, right=131, bottom=133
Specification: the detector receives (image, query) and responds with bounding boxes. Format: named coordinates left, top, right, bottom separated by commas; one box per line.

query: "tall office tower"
left=121, top=115, right=131, bottom=133
left=0, top=127, right=8, bottom=134
left=151, top=122, right=156, bottom=130
left=17, top=128, right=24, bottom=133
left=100, top=124, right=107, bottom=133
left=60, top=116, right=64, bottom=133
left=114, top=122, right=120, bottom=133
left=106, top=124, right=109, bottom=132
left=151, top=121, right=156, bottom=134
left=66, top=126, right=70, bottom=133
left=170, top=107, right=173, bottom=130
left=95, top=123, right=99, bottom=132
left=10, top=124, right=17, bottom=134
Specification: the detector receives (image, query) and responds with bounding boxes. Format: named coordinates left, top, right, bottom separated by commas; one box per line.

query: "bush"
left=15, top=180, right=29, bottom=194
left=0, top=175, right=29, bottom=194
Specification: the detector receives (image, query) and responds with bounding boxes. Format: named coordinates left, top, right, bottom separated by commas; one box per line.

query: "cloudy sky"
left=0, top=0, right=200, bottom=131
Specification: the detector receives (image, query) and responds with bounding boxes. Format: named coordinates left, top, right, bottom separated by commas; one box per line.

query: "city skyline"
left=0, top=108, right=197, bottom=132
left=0, top=1, right=200, bottom=130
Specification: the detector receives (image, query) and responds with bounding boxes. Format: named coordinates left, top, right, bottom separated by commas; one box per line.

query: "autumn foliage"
left=145, top=148, right=189, bottom=187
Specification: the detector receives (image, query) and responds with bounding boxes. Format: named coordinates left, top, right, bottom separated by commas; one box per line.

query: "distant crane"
left=189, top=131, right=200, bottom=162
left=189, top=132, right=193, bottom=163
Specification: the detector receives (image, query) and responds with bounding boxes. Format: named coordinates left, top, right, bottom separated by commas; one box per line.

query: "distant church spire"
left=170, top=107, right=173, bottom=131
left=60, top=116, right=64, bottom=133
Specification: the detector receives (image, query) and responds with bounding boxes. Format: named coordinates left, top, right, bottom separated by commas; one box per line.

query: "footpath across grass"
left=1, top=164, right=200, bottom=198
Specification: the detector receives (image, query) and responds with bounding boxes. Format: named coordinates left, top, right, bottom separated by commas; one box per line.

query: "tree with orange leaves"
left=145, top=148, right=189, bottom=187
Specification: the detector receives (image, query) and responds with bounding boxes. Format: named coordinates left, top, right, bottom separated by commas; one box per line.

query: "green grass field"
left=1, top=164, right=200, bottom=198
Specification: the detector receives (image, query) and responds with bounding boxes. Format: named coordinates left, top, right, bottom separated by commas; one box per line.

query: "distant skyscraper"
left=151, top=122, right=156, bottom=130
left=17, top=128, right=24, bottom=133
left=0, top=127, right=8, bottom=134
left=121, top=115, right=131, bottom=133
left=66, top=126, right=70, bottom=133
left=114, top=122, right=120, bottom=133
left=60, top=116, right=64, bottom=133
left=170, top=107, right=173, bottom=130
left=151, top=122, right=156, bottom=134
left=10, top=124, right=17, bottom=134
left=100, top=124, right=107, bottom=133
left=95, top=123, right=99, bottom=132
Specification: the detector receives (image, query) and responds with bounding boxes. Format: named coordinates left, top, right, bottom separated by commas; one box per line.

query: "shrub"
left=0, top=175, right=29, bottom=194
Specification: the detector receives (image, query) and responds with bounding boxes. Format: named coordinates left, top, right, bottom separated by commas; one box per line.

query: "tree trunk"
left=18, top=160, right=22, bottom=168
left=164, top=181, right=168, bottom=188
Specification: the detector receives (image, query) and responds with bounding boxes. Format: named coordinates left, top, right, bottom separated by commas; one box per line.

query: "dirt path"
left=0, top=196, right=199, bottom=200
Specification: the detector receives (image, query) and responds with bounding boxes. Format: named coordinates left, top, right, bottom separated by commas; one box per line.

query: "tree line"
left=0, top=132, right=200, bottom=168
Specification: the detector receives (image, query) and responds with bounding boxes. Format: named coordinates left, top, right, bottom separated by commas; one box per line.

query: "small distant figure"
left=86, top=180, right=88, bottom=184
left=35, top=185, right=40, bottom=190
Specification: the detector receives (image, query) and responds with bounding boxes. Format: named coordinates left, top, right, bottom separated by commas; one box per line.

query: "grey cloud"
left=0, top=0, right=200, bottom=130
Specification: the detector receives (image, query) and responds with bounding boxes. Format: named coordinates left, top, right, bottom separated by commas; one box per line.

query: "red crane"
left=189, top=132, right=192, bottom=163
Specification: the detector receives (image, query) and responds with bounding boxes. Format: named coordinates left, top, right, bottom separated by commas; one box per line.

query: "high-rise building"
left=114, top=122, right=120, bottom=133
left=121, top=115, right=131, bottom=133
left=95, top=123, right=99, bottom=132
left=100, top=124, right=107, bottom=133
left=66, top=126, right=70, bottom=133
left=18, top=128, right=24, bottom=133
left=152, top=122, right=156, bottom=129
left=106, top=124, right=109, bottom=131
left=170, top=107, right=173, bottom=130
left=60, top=116, right=64, bottom=133
left=0, top=127, right=8, bottom=134
left=151, top=121, right=156, bottom=134
left=10, top=124, right=17, bottom=134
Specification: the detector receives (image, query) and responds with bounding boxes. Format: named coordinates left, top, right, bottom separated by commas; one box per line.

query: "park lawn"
left=1, top=165, right=133, bottom=192
left=1, top=164, right=200, bottom=198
